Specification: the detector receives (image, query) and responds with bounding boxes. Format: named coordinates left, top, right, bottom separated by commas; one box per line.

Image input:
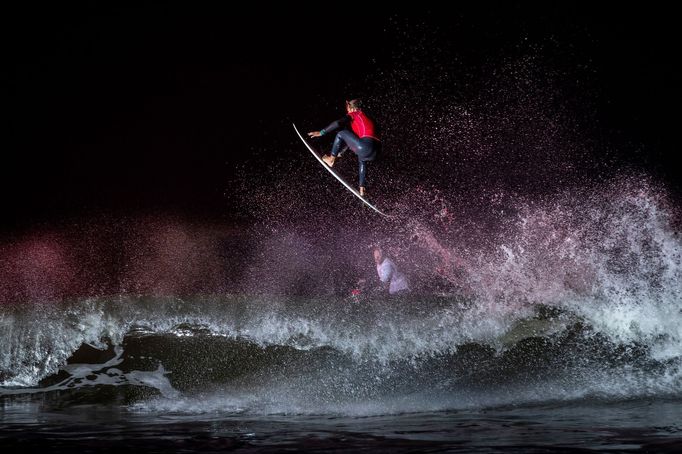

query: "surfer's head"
left=345, top=99, right=362, bottom=112
left=373, top=246, right=384, bottom=265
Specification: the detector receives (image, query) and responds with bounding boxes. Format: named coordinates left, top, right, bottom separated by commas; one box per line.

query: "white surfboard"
left=293, top=123, right=390, bottom=217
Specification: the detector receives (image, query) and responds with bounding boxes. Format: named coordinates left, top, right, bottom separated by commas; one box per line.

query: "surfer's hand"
left=308, top=131, right=321, bottom=138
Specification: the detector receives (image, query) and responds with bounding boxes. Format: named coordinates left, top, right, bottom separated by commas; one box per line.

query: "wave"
left=1, top=293, right=680, bottom=416
left=1, top=173, right=681, bottom=415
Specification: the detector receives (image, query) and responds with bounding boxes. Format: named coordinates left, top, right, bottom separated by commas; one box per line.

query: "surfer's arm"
left=307, top=115, right=350, bottom=138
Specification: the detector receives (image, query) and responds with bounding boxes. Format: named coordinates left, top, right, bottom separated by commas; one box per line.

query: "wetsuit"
left=320, top=110, right=381, bottom=188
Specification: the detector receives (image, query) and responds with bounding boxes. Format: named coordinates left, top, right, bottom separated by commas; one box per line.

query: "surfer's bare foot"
left=359, top=187, right=367, bottom=197
left=322, top=154, right=336, bottom=167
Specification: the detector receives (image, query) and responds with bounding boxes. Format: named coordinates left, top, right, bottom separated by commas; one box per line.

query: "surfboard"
left=292, top=123, right=390, bottom=217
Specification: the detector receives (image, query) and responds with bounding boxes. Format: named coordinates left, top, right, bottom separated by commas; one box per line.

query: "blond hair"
left=345, top=99, right=362, bottom=110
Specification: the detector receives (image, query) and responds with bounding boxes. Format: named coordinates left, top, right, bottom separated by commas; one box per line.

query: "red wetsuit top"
left=348, top=110, right=380, bottom=141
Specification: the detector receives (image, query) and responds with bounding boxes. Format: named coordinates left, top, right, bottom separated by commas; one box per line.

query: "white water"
left=1, top=178, right=681, bottom=415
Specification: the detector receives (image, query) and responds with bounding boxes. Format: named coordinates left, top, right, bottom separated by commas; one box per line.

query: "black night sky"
left=4, top=3, right=680, bottom=231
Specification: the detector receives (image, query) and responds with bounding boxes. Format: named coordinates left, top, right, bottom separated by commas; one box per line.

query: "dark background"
left=3, top=3, right=679, bottom=231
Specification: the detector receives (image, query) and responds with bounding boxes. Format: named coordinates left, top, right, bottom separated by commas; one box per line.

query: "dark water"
left=3, top=398, right=682, bottom=452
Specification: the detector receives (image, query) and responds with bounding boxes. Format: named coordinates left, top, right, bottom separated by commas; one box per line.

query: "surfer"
left=373, top=247, right=409, bottom=295
left=307, top=99, right=381, bottom=198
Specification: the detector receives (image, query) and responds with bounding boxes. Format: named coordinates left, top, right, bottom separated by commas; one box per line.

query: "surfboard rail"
left=293, top=123, right=389, bottom=217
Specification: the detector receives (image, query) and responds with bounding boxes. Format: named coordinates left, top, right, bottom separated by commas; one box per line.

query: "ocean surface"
left=2, top=291, right=681, bottom=452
